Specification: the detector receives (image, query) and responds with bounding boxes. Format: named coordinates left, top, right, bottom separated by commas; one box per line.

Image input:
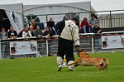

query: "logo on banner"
left=11, top=42, right=17, bottom=54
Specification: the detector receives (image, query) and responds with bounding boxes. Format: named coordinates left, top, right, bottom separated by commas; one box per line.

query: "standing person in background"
left=54, top=18, right=80, bottom=71
left=89, top=14, right=98, bottom=28
left=47, top=18, right=55, bottom=29
left=34, top=26, right=43, bottom=38
left=8, top=26, right=17, bottom=39
left=30, top=19, right=37, bottom=30
left=80, top=17, right=91, bottom=33
left=47, top=18, right=57, bottom=35
left=0, top=28, right=7, bottom=58
left=92, top=24, right=102, bottom=52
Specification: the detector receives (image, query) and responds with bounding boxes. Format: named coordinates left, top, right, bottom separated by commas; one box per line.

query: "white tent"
left=23, top=1, right=94, bottom=25
left=0, top=3, right=23, bottom=13
left=0, top=3, right=24, bottom=33
left=0, top=1, right=95, bottom=31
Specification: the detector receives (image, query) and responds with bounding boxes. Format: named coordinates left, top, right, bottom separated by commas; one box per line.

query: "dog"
left=69, top=50, right=109, bottom=70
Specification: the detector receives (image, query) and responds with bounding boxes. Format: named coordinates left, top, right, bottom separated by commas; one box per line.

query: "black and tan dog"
left=69, top=50, right=109, bottom=70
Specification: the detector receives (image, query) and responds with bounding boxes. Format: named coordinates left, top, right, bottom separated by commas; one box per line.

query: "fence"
left=24, top=10, right=124, bottom=28
left=0, top=31, right=124, bottom=59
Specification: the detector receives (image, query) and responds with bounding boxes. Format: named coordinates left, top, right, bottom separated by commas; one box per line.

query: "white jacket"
left=22, top=31, right=32, bottom=38
left=60, top=20, right=80, bottom=46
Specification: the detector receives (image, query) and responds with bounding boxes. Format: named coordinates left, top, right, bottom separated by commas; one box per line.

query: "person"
left=22, top=26, right=32, bottom=38
left=92, top=24, right=102, bottom=52
left=43, top=26, right=53, bottom=56
left=29, top=27, right=35, bottom=36
left=54, top=18, right=80, bottom=71
left=47, top=18, right=55, bottom=29
left=89, top=14, right=98, bottom=28
left=30, top=19, right=37, bottom=30
left=43, top=26, right=51, bottom=38
left=80, top=17, right=91, bottom=33
left=0, top=28, right=7, bottom=58
left=47, top=18, right=57, bottom=35
left=7, top=26, right=17, bottom=39
left=34, top=26, right=43, bottom=38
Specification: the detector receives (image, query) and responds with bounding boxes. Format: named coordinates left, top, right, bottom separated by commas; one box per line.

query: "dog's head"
left=77, top=49, right=91, bottom=58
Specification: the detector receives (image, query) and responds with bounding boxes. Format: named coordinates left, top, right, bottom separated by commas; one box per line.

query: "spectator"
left=80, top=17, right=91, bottom=33
left=17, top=30, right=24, bottom=37
left=37, top=23, right=45, bottom=31
left=34, top=26, right=43, bottom=38
left=43, top=26, right=51, bottom=38
left=30, top=19, right=37, bottom=30
left=29, top=27, right=35, bottom=36
left=43, top=26, right=53, bottom=56
left=92, top=24, right=102, bottom=52
left=22, top=26, right=32, bottom=38
left=89, top=14, right=98, bottom=28
left=0, top=28, right=7, bottom=58
left=47, top=18, right=55, bottom=29
left=8, top=26, right=17, bottom=39
left=93, top=24, right=102, bottom=34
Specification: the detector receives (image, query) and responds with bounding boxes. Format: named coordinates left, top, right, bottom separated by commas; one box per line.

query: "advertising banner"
left=101, top=35, right=124, bottom=49
left=10, top=41, right=37, bottom=55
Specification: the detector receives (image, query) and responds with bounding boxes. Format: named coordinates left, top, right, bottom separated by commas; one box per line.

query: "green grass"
left=0, top=51, right=124, bottom=82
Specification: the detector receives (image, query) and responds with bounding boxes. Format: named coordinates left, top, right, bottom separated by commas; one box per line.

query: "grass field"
left=0, top=51, right=124, bottom=82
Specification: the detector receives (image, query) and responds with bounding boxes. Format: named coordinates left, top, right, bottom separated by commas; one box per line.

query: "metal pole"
left=91, top=35, right=95, bottom=53
left=110, top=11, right=112, bottom=27
left=22, top=3, right=25, bottom=28
left=46, top=15, right=48, bottom=24
left=46, top=39, right=49, bottom=56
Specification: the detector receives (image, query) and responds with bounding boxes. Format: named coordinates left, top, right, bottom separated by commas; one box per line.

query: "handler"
left=54, top=18, right=80, bottom=71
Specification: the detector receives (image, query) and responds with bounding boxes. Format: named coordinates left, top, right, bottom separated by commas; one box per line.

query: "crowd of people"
left=0, top=14, right=102, bottom=59
left=80, top=14, right=102, bottom=52
left=0, top=18, right=56, bottom=58
left=0, top=14, right=101, bottom=40
left=80, top=14, right=100, bottom=33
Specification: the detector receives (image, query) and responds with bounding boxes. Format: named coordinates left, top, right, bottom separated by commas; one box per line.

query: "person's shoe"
left=68, top=66, right=75, bottom=71
left=58, top=64, right=62, bottom=71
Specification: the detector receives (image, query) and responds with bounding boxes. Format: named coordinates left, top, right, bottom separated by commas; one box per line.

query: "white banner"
left=101, top=35, right=124, bottom=49
left=10, top=41, right=37, bottom=55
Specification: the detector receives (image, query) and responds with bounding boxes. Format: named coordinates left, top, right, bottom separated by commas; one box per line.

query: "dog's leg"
left=95, top=62, right=102, bottom=71
left=95, top=65, right=101, bottom=71
left=103, top=58, right=109, bottom=70
left=68, top=56, right=83, bottom=66
left=105, top=64, right=108, bottom=70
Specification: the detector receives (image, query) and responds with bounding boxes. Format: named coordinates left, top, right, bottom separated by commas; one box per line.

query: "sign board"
left=10, top=41, right=37, bottom=55
left=101, top=35, right=124, bottom=49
